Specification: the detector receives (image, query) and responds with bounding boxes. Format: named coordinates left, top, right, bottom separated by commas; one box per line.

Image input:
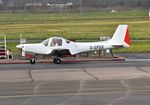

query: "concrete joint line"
left=28, top=66, right=34, bottom=82
left=83, top=68, right=99, bottom=80
left=136, top=67, right=149, bottom=74
left=108, top=74, right=140, bottom=105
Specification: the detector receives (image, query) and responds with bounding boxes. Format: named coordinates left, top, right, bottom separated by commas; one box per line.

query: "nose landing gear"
left=30, top=57, right=36, bottom=64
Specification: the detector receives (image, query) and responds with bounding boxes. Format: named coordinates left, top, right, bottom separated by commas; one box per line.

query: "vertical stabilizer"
left=110, top=25, right=130, bottom=47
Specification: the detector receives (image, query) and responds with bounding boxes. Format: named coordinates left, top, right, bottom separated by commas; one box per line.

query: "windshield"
left=42, top=39, right=49, bottom=46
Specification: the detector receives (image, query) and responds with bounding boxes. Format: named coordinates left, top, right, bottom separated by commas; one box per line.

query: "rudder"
left=110, top=25, right=130, bottom=47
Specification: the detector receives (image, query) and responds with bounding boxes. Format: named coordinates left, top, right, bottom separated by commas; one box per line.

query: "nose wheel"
left=30, top=58, right=36, bottom=64
left=53, top=57, right=61, bottom=64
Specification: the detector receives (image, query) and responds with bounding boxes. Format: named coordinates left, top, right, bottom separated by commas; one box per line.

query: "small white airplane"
left=16, top=25, right=130, bottom=64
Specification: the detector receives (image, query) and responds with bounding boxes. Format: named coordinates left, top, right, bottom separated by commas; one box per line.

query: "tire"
left=56, top=58, right=61, bottom=64
left=30, top=58, right=36, bottom=64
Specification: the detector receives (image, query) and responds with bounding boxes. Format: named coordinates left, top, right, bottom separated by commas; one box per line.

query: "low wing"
left=50, top=49, right=71, bottom=57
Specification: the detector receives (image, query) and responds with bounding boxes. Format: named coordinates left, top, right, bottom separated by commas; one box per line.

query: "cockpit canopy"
left=42, top=37, right=70, bottom=47
left=50, top=38, right=62, bottom=46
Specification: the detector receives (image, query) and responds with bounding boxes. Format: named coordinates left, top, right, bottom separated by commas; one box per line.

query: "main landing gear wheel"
left=30, top=58, right=36, bottom=64
left=53, top=58, right=61, bottom=64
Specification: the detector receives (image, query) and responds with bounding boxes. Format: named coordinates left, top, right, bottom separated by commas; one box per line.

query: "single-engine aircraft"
left=16, top=25, right=130, bottom=64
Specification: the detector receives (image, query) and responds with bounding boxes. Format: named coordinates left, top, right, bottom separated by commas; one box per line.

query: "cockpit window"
left=42, top=39, right=49, bottom=46
left=50, top=38, right=62, bottom=46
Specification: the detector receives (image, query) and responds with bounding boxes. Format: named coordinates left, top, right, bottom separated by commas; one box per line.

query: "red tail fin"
left=124, top=28, right=130, bottom=45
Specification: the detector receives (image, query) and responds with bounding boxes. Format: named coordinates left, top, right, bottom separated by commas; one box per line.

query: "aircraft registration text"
left=90, top=45, right=104, bottom=50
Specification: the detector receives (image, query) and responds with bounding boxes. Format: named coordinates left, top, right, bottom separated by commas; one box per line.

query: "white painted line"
left=126, top=59, right=150, bottom=62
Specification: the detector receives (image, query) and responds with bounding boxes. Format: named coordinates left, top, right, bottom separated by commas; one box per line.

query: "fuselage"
left=16, top=25, right=130, bottom=56
left=17, top=37, right=114, bottom=55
